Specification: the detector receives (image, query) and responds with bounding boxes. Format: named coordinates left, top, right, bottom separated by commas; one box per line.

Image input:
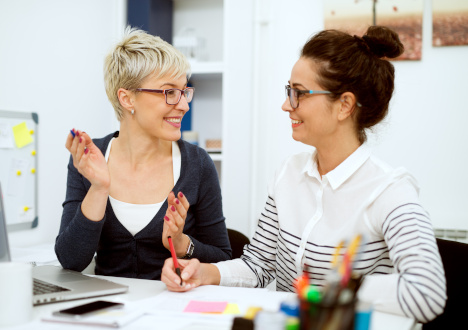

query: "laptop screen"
left=0, top=183, right=12, bottom=262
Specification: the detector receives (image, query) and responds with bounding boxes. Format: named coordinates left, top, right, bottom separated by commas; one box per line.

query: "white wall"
left=250, top=0, right=468, bottom=235
left=0, top=0, right=125, bottom=247
left=1, top=0, right=467, bottom=248
left=370, top=1, right=468, bottom=230
left=250, top=0, right=325, bottom=235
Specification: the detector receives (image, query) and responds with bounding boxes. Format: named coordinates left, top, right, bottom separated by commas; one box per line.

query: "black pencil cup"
left=299, top=298, right=356, bottom=330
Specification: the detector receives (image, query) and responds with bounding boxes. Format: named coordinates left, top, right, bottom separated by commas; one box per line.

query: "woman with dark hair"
left=161, top=26, right=446, bottom=322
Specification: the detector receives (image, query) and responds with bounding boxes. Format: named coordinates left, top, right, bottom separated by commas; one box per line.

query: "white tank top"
left=105, top=138, right=181, bottom=236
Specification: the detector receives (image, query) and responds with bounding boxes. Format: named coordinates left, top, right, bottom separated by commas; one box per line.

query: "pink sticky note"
left=183, top=300, right=228, bottom=314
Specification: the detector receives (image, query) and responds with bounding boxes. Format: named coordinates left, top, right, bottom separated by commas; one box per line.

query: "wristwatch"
left=182, top=235, right=194, bottom=259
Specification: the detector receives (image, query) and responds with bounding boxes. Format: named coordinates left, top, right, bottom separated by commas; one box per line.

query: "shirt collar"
left=302, top=150, right=320, bottom=180
left=303, top=144, right=372, bottom=189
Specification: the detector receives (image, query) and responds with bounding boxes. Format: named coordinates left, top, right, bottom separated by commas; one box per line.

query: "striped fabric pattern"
left=241, top=197, right=446, bottom=322
left=215, top=145, right=446, bottom=322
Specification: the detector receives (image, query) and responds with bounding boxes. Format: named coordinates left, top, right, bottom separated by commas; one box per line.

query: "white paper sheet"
left=123, top=284, right=296, bottom=329
left=11, top=243, right=59, bottom=266
left=0, top=121, right=14, bottom=149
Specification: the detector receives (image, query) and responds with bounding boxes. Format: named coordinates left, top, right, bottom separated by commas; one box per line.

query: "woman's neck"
left=113, top=126, right=172, bottom=170
left=315, top=136, right=361, bottom=177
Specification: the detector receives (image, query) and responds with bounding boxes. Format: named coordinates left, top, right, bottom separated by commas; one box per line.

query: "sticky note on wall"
left=12, top=122, right=33, bottom=148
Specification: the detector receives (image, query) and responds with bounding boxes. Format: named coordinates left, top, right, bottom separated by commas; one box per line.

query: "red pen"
left=168, top=236, right=183, bottom=285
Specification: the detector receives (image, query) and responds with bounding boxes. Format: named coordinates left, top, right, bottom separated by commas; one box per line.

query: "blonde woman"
left=56, top=27, right=231, bottom=280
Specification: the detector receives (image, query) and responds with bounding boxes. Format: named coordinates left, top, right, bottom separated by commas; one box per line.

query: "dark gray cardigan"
left=55, top=132, right=231, bottom=280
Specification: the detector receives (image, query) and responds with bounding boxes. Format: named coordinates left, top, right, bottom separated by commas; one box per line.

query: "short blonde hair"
left=104, top=27, right=191, bottom=120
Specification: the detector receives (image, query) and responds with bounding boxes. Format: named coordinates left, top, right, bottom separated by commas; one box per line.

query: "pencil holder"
left=299, top=297, right=356, bottom=330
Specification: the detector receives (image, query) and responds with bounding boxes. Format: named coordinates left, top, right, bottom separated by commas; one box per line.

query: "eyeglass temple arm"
left=305, top=90, right=331, bottom=95
left=135, top=88, right=164, bottom=93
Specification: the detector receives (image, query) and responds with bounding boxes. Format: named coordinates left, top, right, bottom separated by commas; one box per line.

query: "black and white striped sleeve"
left=358, top=172, right=447, bottom=323
left=359, top=200, right=447, bottom=323
left=383, top=202, right=446, bottom=322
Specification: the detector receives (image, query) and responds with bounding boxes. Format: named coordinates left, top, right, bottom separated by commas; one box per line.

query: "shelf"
left=208, top=152, right=223, bottom=162
left=190, top=61, right=224, bottom=77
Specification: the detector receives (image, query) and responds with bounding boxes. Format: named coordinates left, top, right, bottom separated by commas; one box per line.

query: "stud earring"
left=131, top=109, right=134, bottom=115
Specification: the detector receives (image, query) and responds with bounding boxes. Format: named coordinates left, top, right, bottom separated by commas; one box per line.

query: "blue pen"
left=70, top=129, right=76, bottom=138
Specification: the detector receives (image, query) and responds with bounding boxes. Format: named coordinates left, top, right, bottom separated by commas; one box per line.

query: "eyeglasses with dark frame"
left=285, top=85, right=331, bottom=109
left=134, top=87, right=195, bottom=105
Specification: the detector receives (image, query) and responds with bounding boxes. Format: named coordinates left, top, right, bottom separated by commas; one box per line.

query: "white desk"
left=2, top=274, right=416, bottom=330
left=7, top=245, right=416, bottom=330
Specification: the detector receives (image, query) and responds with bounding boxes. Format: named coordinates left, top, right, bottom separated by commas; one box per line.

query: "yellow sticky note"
left=245, top=306, right=262, bottom=320
left=223, top=303, right=240, bottom=315
left=12, top=122, right=33, bottom=148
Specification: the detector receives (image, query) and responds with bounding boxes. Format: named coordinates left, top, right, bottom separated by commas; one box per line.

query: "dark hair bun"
left=362, top=26, right=404, bottom=59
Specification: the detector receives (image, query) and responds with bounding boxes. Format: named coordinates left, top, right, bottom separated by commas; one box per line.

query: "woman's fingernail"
left=70, top=129, right=76, bottom=138
left=164, top=216, right=169, bottom=221
left=171, top=205, right=176, bottom=212
left=84, top=148, right=89, bottom=155
left=179, top=192, right=184, bottom=198
left=175, top=199, right=180, bottom=205
left=174, top=278, right=180, bottom=285
left=79, top=137, right=82, bottom=143
left=76, top=131, right=80, bottom=137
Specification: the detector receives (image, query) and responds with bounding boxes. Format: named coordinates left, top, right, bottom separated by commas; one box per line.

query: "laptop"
left=0, top=183, right=128, bottom=305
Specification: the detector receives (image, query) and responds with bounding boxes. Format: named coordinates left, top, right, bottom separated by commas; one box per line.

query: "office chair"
left=227, top=229, right=250, bottom=259
left=423, top=238, right=468, bottom=329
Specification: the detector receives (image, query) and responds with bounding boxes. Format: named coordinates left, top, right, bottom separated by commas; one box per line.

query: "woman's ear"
left=338, top=92, right=358, bottom=121
left=117, top=88, right=134, bottom=113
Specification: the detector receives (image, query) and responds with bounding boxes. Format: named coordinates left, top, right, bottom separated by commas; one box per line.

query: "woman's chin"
left=167, top=131, right=182, bottom=142
left=291, top=133, right=302, bottom=142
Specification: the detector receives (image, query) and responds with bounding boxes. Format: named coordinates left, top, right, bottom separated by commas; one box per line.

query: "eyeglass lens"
left=166, top=89, right=194, bottom=105
left=285, top=86, right=298, bottom=109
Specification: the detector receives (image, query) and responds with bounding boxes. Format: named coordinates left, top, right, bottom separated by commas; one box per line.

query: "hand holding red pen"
left=161, top=258, right=221, bottom=292
left=161, top=257, right=203, bottom=291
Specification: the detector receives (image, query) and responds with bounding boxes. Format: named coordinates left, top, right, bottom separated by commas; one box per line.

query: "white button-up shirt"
left=215, top=144, right=446, bottom=322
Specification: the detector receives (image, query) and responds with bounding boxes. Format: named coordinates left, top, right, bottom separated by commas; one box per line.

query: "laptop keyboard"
left=33, top=278, right=70, bottom=295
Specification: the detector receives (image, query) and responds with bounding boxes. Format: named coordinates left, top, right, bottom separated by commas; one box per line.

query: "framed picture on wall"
left=433, top=0, right=468, bottom=47
left=324, top=0, right=424, bottom=60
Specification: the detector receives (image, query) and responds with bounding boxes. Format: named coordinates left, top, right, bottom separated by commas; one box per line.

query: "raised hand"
left=65, top=129, right=110, bottom=191
left=162, top=191, right=190, bottom=255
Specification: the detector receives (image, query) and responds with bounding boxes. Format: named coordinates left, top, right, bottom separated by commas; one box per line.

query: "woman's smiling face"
left=132, top=73, right=190, bottom=142
left=282, top=57, right=340, bottom=147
